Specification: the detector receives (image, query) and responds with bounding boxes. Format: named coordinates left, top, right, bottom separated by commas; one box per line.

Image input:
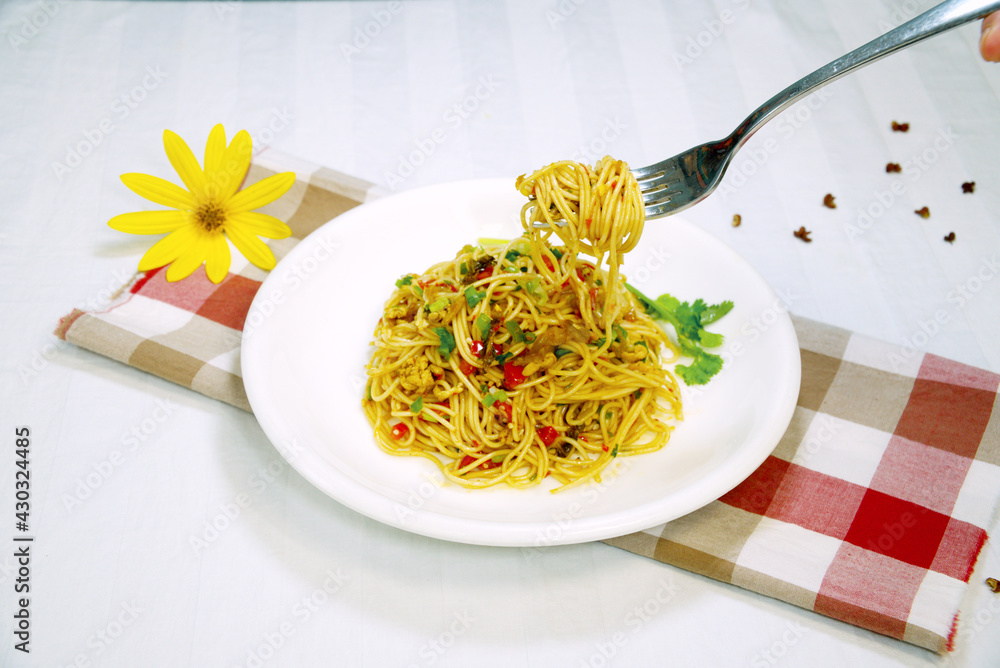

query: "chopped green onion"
left=506, top=320, right=527, bottom=343
left=482, top=389, right=509, bottom=408
left=554, top=347, right=573, bottom=359
left=432, top=327, right=456, bottom=360
left=474, top=313, right=492, bottom=340
left=409, top=397, right=424, bottom=414
left=464, top=286, right=485, bottom=309
left=459, top=262, right=468, bottom=275
left=613, top=323, right=628, bottom=342
left=395, top=275, right=414, bottom=288
left=428, top=297, right=451, bottom=312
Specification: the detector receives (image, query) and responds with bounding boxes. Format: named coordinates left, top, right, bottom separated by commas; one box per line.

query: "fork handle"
left=729, top=0, right=1000, bottom=149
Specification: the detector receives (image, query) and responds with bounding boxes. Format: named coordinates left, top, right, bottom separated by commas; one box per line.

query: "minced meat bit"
left=891, top=121, right=910, bottom=132
left=793, top=226, right=812, bottom=242
left=962, top=181, right=975, bottom=193
left=732, top=214, right=742, bottom=227
left=822, top=194, right=836, bottom=209
left=886, top=163, right=901, bottom=173
left=944, top=232, right=956, bottom=243
left=915, top=206, right=930, bottom=218
left=399, top=356, right=436, bottom=393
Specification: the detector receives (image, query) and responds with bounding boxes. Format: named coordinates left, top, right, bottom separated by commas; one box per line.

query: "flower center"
left=195, top=202, right=227, bottom=232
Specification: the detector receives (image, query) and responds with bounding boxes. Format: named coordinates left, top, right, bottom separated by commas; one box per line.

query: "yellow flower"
left=109, top=124, right=296, bottom=283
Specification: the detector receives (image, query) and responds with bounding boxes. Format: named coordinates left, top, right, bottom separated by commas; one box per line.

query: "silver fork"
left=634, top=0, right=1000, bottom=219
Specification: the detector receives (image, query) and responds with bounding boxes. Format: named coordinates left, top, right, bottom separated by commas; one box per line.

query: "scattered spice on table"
left=987, top=577, right=1000, bottom=593
left=732, top=214, right=742, bottom=227
left=823, top=193, right=836, bottom=209
left=915, top=206, right=930, bottom=218
left=793, top=226, right=812, bottom=242
left=891, top=121, right=910, bottom=132
left=962, top=181, right=975, bottom=193
left=944, top=232, right=956, bottom=243
left=886, top=162, right=901, bottom=173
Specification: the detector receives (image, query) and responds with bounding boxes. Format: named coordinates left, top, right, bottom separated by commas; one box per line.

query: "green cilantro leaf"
left=464, top=286, right=486, bottom=309
left=625, top=283, right=733, bottom=385
left=432, top=327, right=456, bottom=360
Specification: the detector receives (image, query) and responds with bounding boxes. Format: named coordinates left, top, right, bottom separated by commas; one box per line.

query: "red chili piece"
left=503, top=363, right=526, bottom=388
left=495, top=401, right=513, bottom=422
left=537, top=426, right=558, bottom=447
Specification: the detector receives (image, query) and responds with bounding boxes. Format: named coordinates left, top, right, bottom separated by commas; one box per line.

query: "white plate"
left=242, top=179, right=800, bottom=547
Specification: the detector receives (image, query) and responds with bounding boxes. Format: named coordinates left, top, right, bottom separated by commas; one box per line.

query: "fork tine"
left=642, top=188, right=681, bottom=204
left=630, top=160, right=674, bottom=179
left=644, top=201, right=677, bottom=219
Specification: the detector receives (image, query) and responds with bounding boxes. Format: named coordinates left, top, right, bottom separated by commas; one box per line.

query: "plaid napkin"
left=56, top=151, right=999, bottom=654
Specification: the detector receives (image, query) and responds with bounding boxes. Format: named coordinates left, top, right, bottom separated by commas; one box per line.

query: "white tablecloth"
left=2, top=1, right=999, bottom=666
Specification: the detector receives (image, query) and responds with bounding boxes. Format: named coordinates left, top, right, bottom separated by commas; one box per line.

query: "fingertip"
left=982, top=13, right=1000, bottom=62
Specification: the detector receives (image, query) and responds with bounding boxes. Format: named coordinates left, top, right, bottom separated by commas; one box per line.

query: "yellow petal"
left=204, top=234, right=232, bottom=284
left=165, top=238, right=208, bottom=282
left=227, top=172, right=296, bottom=213
left=163, top=130, right=207, bottom=199
left=209, top=130, right=252, bottom=201
left=122, top=173, right=195, bottom=210
left=203, top=124, right=227, bottom=177
left=227, top=211, right=292, bottom=239
left=227, top=225, right=276, bottom=270
left=108, top=210, right=188, bottom=235
left=137, top=225, right=198, bottom=271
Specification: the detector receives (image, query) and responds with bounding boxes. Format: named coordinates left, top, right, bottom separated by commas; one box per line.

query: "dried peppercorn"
left=915, top=207, right=930, bottom=218
left=886, top=163, right=901, bottom=173
left=891, top=121, right=910, bottom=132
left=732, top=214, right=742, bottom=227
left=962, top=181, right=975, bottom=193
left=944, top=232, right=956, bottom=243
left=986, top=577, right=999, bottom=593
left=793, top=226, right=812, bottom=242
left=822, top=194, right=836, bottom=209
